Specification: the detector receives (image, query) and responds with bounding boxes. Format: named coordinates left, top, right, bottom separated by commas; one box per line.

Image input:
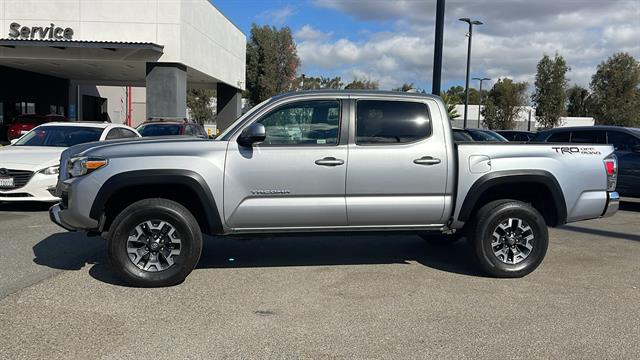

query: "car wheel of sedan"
left=107, top=198, right=202, bottom=287
left=469, top=200, right=548, bottom=278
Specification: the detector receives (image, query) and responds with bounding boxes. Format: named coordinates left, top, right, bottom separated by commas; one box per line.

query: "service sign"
left=8, top=22, right=74, bottom=40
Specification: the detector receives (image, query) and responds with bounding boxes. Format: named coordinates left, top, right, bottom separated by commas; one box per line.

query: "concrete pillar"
left=146, top=62, right=187, bottom=120
left=216, top=82, right=242, bottom=131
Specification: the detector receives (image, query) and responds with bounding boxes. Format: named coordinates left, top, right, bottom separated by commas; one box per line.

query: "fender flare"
left=458, top=170, right=567, bottom=226
left=90, top=169, right=223, bottom=234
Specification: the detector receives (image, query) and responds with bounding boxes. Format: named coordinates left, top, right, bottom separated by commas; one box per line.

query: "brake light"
left=605, top=161, right=615, bottom=176
left=604, top=155, right=617, bottom=191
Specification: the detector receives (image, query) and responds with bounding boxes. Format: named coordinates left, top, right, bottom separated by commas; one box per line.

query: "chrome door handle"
left=414, top=156, right=441, bottom=165
left=315, top=157, right=345, bottom=166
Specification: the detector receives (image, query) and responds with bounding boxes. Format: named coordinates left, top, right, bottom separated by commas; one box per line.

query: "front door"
left=346, top=99, right=449, bottom=226
left=224, top=99, right=348, bottom=229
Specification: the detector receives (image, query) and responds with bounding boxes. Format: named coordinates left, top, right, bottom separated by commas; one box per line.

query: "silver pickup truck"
left=49, top=90, right=619, bottom=287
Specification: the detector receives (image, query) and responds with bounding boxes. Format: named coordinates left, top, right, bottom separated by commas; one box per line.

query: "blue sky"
left=213, top=0, right=640, bottom=92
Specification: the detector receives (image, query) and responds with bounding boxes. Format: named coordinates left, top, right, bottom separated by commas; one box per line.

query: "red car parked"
left=7, top=114, right=68, bottom=140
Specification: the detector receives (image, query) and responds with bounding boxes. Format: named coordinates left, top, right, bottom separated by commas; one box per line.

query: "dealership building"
left=0, top=0, right=245, bottom=140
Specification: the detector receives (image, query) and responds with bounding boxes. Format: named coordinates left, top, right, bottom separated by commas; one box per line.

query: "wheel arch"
left=458, top=170, right=567, bottom=227
left=91, top=169, right=223, bottom=235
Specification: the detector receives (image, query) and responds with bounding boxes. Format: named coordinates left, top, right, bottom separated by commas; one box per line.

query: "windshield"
left=137, top=124, right=182, bottom=136
left=13, top=126, right=103, bottom=147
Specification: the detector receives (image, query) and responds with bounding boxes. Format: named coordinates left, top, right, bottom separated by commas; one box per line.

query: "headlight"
left=39, top=165, right=60, bottom=175
left=68, top=157, right=108, bottom=178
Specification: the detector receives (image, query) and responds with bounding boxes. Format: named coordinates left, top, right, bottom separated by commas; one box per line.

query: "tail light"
left=603, top=154, right=617, bottom=191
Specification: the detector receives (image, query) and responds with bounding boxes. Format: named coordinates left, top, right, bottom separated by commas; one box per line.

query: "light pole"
left=472, top=77, right=490, bottom=128
left=459, top=17, right=483, bottom=128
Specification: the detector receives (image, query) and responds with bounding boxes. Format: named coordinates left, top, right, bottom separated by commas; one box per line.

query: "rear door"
left=345, top=98, right=449, bottom=226
left=224, top=98, right=349, bottom=229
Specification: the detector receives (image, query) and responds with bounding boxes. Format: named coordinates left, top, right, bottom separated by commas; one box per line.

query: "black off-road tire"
left=468, top=200, right=548, bottom=278
left=107, top=198, right=203, bottom=287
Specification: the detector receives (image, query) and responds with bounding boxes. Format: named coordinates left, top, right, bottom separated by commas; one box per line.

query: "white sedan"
left=0, top=122, right=140, bottom=202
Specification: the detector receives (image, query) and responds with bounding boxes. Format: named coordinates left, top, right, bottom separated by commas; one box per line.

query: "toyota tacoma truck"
left=49, top=90, right=620, bottom=287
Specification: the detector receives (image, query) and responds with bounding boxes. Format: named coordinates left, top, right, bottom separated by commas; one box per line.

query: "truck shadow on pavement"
left=32, top=233, right=482, bottom=287
left=32, top=232, right=105, bottom=270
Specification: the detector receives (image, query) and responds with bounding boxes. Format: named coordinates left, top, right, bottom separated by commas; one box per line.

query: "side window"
left=571, top=130, right=606, bottom=144
left=119, top=128, right=138, bottom=138
left=184, top=125, right=195, bottom=136
left=608, top=131, right=639, bottom=151
left=356, top=100, right=431, bottom=144
left=256, top=100, right=340, bottom=145
left=547, top=131, right=570, bottom=142
left=105, top=128, right=121, bottom=140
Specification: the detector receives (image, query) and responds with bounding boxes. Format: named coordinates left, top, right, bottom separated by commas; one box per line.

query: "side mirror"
left=9, top=138, right=19, bottom=145
left=237, top=123, right=266, bottom=147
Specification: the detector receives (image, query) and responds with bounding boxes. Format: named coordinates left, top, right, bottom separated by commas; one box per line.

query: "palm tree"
left=441, top=93, right=460, bottom=119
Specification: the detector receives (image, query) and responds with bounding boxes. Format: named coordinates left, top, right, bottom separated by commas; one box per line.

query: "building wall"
left=0, top=0, right=245, bottom=90
left=452, top=105, right=594, bottom=130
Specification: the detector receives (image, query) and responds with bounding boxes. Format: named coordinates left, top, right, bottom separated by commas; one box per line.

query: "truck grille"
left=0, top=169, right=35, bottom=189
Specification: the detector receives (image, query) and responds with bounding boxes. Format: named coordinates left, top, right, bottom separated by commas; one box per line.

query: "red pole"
left=126, top=86, right=132, bottom=126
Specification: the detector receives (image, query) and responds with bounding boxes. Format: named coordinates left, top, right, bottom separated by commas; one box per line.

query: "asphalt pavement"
left=0, top=200, right=638, bottom=359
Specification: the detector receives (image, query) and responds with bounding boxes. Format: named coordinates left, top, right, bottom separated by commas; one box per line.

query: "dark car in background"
left=457, top=128, right=508, bottom=142
left=532, top=126, right=640, bottom=197
left=7, top=114, right=68, bottom=140
left=136, top=119, right=208, bottom=138
left=496, top=130, right=536, bottom=142
left=452, top=128, right=474, bottom=142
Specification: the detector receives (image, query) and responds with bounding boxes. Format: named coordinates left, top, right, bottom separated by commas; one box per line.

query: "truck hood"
left=58, top=137, right=228, bottom=181
left=0, top=146, right=64, bottom=170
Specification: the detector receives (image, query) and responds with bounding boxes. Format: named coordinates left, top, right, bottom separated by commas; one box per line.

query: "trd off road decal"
left=552, top=146, right=601, bottom=155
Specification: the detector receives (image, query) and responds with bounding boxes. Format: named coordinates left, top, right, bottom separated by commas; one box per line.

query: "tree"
left=292, top=75, right=343, bottom=90
left=444, top=85, right=464, bottom=104
left=392, top=83, right=415, bottom=92
left=589, top=52, right=640, bottom=127
left=441, top=93, right=460, bottom=119
left=481, top=78, right=528, bottom=130
left=245, top=24, right=300, bottom=105
left=532, top=54, right=570, bottom=129
left=186, top=88, right=214, bottom=124
left=443, top=85, right=486, bottom=105
left=344, top=77, right=379, bottom=89
left=566, top=85, right=590, bottom=117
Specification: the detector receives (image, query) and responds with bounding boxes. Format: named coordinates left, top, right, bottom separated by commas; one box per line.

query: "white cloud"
left=295, top=25, right=331, bottom=42
left=256, top=6, right=296, bottom=25
left=306, top=0, right=640, bottom=89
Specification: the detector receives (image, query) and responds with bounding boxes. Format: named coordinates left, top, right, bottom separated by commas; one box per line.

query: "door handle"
left=413, top=156, right=441, bottom=165
left=315, top=157, right=345, bottom=166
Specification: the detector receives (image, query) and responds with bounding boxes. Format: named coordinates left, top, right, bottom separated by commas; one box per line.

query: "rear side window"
left=105, top=128, right=121, bottom=140
left=607, top=131, right=639, bottom=151
left=546, top=132, right=570, bottom=142
left=119, top=128, right=138, bottom=138
left=571, top=130, right=606, bottom=144
left=356, top=100, right=431, bottom=145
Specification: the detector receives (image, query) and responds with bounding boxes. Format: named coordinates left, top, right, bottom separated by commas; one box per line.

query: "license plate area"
left=0, top=177, right=15, bottom=188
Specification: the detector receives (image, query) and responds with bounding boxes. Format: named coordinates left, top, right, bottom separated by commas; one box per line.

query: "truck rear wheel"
left=107, top=198, right=202, bottom=287
left=469, top=200, right=548, bottom=278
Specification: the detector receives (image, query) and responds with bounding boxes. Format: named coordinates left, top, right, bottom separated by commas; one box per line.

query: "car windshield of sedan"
left=13, top=126, right=103, bottom=147
left=137, top=123, right=182, bottom=136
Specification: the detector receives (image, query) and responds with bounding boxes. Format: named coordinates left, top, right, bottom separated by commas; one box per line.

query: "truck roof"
left=270, top=89, right=441, bottom=102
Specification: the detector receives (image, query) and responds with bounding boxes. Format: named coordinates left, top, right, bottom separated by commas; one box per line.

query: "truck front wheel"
left=107, top=198, right=203, bottom=287
left=469, top=200, right=548, bottom=278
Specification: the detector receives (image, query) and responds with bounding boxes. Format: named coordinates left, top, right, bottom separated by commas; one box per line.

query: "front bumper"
left=49, top=203, right=76, bottom=231
left=602, top=191, right=619, bottom=218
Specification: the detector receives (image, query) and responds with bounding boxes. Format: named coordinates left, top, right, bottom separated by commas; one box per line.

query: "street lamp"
left=459, top=17, right=483, bottom=128
left=472, top=77, right=490, bottom=128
